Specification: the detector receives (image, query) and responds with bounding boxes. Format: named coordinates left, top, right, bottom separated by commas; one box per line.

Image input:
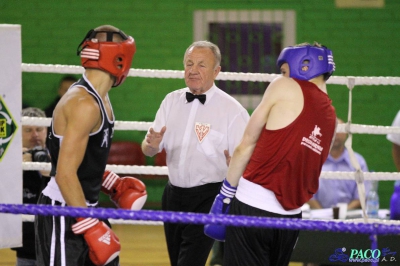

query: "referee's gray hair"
left=22, top=107, right=46, bottom=118
left=183, top=40, right=221, bottom=69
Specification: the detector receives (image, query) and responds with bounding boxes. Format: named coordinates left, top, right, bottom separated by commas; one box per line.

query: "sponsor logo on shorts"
left=301, top=125, right=323, bottom=155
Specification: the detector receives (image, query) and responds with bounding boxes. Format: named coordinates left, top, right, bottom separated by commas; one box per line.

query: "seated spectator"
left=308, top=118, right=369, bottom=210
left=12, top=107, right=50, bottom=266
left=387, top=110, right=400, bottom=171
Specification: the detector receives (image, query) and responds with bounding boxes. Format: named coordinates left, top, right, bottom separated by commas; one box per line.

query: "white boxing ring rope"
left=22, top=118, right=400, bottom=180
left=21, top=63, right=400, bottom=85
left=21, top=63, right=400, bottom=225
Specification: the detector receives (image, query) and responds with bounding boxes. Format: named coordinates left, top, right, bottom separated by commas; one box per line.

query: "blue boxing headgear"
left=277, top=45, right=335, bottom=81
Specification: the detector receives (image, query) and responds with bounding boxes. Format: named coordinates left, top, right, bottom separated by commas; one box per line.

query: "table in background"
left=291, top=209, right=399, bottom=265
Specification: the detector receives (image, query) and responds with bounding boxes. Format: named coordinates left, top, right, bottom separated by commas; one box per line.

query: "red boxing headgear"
left=77, top=29, right=136, bottom=87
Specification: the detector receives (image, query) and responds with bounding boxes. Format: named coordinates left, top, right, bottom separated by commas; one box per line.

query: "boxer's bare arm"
left=226, top=76, right=304, bottom=186
left=54, top=88, right=101, bottom=208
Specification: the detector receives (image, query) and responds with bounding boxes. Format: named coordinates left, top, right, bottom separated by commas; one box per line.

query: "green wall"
left=2, top=0, right=399, bottom=208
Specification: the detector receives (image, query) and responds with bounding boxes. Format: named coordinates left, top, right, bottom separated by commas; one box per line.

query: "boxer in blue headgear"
left=277, top=42, right=335, bottom=81
left=205, top=41, right=337, bottom=266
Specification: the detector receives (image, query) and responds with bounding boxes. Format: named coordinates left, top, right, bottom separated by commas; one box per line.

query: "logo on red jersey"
left=311, top=125, right=322, bottom=138
left=301, top=125, right=323, bottom=154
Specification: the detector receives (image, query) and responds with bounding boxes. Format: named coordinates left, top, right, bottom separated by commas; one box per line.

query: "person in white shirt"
left=308, top=118, right=370, bottom=210
left=387, top=110, right=400, bottom=171
left=141, top=40, right=250, bottom=266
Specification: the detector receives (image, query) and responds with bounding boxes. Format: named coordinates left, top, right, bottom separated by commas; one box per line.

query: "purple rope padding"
left=1, top=203, right=400, bottom=236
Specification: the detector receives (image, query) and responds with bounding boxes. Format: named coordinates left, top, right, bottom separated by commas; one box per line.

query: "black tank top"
left=48, top=76, right=114, bottom=202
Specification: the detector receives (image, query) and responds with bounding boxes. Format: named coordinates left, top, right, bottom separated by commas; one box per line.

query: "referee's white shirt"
left=387, top=110, right=400, bottom=145
left=150, top=84, right=250, bottom=188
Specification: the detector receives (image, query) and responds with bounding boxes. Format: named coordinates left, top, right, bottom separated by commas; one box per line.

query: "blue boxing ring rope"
left=1, top=203, right=400, bottom=236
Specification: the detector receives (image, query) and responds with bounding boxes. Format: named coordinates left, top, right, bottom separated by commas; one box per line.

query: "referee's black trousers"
left=162, top=181, right=222, bottom=266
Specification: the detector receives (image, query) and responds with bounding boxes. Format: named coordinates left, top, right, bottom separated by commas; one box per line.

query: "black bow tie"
left=186, top=92, right=206, bottom=104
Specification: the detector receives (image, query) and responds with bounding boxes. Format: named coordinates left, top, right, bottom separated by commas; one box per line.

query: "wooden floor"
left=0, top=224, right=302, bottom=265
left=0, top=224, right=174, bottom=266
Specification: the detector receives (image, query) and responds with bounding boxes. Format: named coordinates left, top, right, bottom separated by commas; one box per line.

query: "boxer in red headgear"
left=77, top=26, right=136, bottom=87
left=35, top=25, right=142, bottom=266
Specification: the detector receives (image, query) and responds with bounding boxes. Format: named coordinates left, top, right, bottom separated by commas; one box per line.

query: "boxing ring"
left=1, top=25, right=400, bottom=265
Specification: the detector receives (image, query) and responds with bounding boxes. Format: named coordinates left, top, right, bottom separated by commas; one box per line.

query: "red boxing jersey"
left=243, top=78, right=336, bottom=210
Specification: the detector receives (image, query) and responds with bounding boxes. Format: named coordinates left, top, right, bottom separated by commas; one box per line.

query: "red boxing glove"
left=72, top=218, right=120, bottom=266
left=102, top=170, right=147, bottom=210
